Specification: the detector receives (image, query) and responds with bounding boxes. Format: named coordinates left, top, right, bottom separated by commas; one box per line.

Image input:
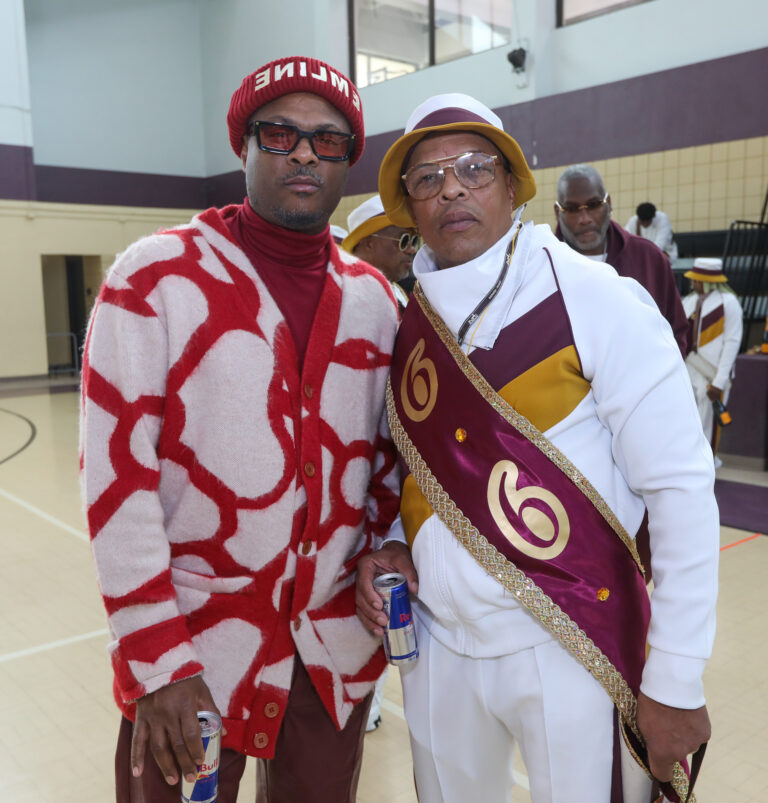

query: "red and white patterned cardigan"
left=79, top=206, right=400, bottom=757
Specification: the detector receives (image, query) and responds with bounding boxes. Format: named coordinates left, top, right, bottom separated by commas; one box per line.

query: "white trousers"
left=400, top=626, right=653, bottom=803
left=687, top=362, right=731, bottom=451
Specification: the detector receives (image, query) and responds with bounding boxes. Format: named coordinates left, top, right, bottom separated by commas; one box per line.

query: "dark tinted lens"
left=258, top=122, right=299, bottom=153
left=561, top=198, right=605, bottom=214
left=311, top=130, right=352, bottom=158
left=398, top=233, right=418, bottom=251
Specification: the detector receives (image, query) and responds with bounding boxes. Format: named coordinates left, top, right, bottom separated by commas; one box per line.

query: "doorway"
left=40, top=255, right=107, bottom=374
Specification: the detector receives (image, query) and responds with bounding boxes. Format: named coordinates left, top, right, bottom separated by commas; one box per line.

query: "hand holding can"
left=180, top=711, right=221, bottom=803
left=373, top=573, right=419, bottom=665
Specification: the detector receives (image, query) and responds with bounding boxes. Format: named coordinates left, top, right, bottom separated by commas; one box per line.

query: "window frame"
left=556, top=0, right=652, bottom=27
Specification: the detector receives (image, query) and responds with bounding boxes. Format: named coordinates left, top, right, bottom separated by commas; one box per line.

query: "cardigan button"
left=304, top=383, right=314, bottom=399
left=253, top=732, right=269, bottom=749
left=293, top=616, right=302, bottom=631
left=264, top=702, right=280, bottom=718
left=301, top=540, right=313, bottom=555
left=304, top=461, right=316, bottom=477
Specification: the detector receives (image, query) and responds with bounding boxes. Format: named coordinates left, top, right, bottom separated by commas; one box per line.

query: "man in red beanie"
left=79, top=56, right=400, bottom=802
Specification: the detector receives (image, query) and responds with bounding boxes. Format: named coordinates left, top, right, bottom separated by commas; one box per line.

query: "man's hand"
left=131, top=675, right=220, bottom=786
left=356, top=541, right=418, bottom=636
left=636, top=692, right=711, bottom=782
left=706, top=384, right=723, bottom=402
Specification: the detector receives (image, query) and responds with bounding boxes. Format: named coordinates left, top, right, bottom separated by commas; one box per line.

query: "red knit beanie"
left=227, top=57, right=365, bottom=164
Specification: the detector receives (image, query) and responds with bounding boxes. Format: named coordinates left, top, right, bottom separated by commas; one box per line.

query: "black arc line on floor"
left=0, top=407, right=37, bottom=465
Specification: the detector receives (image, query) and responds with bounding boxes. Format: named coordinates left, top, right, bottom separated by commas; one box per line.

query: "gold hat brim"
left=341, top=214, right=391, bottom=253
left=683, top=270, right=727, bottom=282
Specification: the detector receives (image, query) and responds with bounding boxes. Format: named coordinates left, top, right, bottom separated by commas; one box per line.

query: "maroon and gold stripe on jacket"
left=400, top=290, right=591, bottom=546
left=695, top=303, right=725, bottom=348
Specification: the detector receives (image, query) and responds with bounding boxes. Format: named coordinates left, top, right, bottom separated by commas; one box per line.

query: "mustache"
left=283, top=166, right=324, bottom=186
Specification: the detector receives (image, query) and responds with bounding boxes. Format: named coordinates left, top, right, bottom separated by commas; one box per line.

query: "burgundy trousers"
left=115, top=659, right=372, bottom=803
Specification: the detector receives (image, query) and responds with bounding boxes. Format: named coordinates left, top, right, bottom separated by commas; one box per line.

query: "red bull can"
left=181, top=711, right=221, bottom=803
left=374, top=572, right=419, bottom=665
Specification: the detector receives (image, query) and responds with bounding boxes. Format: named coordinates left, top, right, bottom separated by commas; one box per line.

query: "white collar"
left=413, top=209, right=530, bottom=350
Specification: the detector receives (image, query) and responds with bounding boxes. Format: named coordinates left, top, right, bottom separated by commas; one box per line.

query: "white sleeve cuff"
left=383, top=514, right=408, bottom=545
left=640, top=648, right=707, bottom=709
left=712, top=370, right=730, bottom=390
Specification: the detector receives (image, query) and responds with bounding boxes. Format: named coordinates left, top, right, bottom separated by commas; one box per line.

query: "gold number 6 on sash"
left=487, top=460, right=571, bottom=560
left=401, top=338, right=438, bottom=422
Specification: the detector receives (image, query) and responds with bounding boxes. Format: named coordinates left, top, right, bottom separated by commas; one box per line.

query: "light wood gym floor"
left=0, top=379, right=766, bottom=802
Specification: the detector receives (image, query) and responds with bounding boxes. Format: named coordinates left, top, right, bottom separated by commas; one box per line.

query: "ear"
left=240, top=138, right=249, bottom=172
left=505, top=172, right=517, bottom=207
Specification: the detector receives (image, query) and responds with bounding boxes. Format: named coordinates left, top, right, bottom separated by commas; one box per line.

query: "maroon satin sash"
left=388, top=287, right=697, bottom=802
left=390, top=286, right=650, bottom=693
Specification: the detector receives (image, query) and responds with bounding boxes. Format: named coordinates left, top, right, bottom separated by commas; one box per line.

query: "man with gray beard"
left=554, top=165, right=688, bottom=355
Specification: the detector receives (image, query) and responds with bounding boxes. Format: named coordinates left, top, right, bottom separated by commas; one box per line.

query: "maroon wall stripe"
left=0, top=144, right=36, bottom=201
left=34, top=164, right=209, bottom=209
left=347, top=46, right=768, bottom=194
left=205, top=170, right=247, bottom=209
left=1, top=47, right=765, bottom=207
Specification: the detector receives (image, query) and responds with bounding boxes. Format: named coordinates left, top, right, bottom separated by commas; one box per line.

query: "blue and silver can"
left=180, top=710, right=221, bottom=803
left=374, top=572, right=419, bottom=665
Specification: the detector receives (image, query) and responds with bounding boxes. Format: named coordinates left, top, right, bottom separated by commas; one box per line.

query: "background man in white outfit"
left=625, top=202, right=678, bottom=261
left=356, top=94, right=717, bottom=803
left=682, top=257, right=743, bottom=457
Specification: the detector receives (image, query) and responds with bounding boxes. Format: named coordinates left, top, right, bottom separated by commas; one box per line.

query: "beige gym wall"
left=333, top=135, right=768, bottom=240
left=0, top=201, right=199, bottom=379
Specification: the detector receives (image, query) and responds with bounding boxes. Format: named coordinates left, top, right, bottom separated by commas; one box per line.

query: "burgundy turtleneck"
left=225, top=199, right=330, bottom=364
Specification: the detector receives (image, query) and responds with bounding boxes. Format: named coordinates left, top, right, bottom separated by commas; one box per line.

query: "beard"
left=268, top=204, right=329, bottom=231
left=561, top=217, right=610, bottom=254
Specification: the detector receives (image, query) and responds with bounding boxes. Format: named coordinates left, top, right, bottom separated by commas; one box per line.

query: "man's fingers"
left=148, top=728, right=181, bottom=785
left=130, top=718, right=149, bottom=778
left=168, top=734, right=200, bottom=784
left=356, top=603, right=386, bottom=636
left=180, top=708, right=206, bottom=766
left=355, top=585, right=387, bottom=633
left=648, top=753, right=675, bottom=783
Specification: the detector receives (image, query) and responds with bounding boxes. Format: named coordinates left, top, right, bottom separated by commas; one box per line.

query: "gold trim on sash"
left=387, top=382, right=692, bottom=802
left=412, top=284, right=643, bottom=573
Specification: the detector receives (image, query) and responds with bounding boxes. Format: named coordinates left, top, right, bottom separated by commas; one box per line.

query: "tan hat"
left=378, top=93, right=536, bottom=228
left=684, top=257, right=728, bottom=283
left=341, top=194, right=392, bottom=252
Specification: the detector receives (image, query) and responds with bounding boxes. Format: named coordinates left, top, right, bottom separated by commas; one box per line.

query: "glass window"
left=352, top=0, right=512, bottom=87
left=355, top=0, right=430, bottom=89
left=435, top=0, right=512, bottom=64
left=559, top=0, right=652, bottom=26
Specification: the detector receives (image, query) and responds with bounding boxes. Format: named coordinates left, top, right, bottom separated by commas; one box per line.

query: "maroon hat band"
left=694, top=267, right=724, bottom=276
left=412, top=108, right=491, bottom=130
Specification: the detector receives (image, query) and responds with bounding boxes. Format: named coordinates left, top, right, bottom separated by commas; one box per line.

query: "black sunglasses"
left=247, top=121, right=354, bottom=161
